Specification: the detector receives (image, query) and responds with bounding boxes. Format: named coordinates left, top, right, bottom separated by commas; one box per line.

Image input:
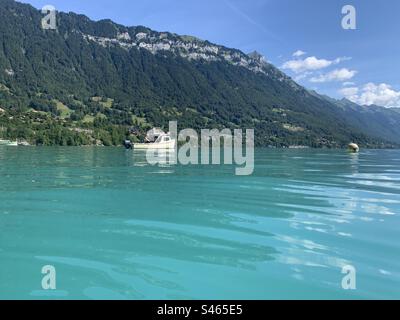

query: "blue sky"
left=20, top=0, right=400, bottom=107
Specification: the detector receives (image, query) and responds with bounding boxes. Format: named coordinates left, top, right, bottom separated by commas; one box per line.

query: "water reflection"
left=130, top=149, right=177, bottom=167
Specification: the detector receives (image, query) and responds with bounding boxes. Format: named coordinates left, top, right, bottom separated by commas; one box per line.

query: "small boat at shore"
left=18, top=141, right=30, bottom=146
left=0, top=139, right=18, bottom=146
left=0, top=139, right=10, bottom=145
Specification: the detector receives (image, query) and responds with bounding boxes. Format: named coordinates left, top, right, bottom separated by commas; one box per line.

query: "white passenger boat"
left=133, top=133, right=176, bottom=150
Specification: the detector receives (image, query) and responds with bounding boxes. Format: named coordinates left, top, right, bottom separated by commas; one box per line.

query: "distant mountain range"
left=308, top=91, right=400, bottom=145
left=0, top=0, right=398, bottom=147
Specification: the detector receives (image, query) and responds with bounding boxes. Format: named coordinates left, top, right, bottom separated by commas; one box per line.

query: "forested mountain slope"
left=0, top=0, right=395, bottom=147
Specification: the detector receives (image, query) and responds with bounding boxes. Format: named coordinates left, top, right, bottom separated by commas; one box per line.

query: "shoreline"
left=1, top=145, right=399, bottom=150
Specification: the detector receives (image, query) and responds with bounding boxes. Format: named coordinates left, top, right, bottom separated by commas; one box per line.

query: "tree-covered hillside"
left=0, top=0, right=396, bottom=147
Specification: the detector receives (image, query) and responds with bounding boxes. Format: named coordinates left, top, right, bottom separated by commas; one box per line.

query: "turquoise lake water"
left=0, top=147, right=399, bottom=300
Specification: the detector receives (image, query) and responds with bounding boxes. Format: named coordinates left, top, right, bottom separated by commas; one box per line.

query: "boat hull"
left=133, top=141, right=176, bottom=150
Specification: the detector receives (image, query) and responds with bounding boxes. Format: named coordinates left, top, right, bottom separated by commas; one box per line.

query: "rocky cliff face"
left=78, top=26, right=298, bottom=87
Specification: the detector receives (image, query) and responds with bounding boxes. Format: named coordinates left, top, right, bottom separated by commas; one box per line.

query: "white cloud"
left=282, top=56, right=351, bottom=73
left=282, top=56, right=332, bottom=73
left=340, top=83, right=400, bottom=108
left=339, top=87, right=359, bottom=101
left=343, top=81, right=355, bottom=86
left=334, top=57, right=352, bottom=63
left=293, top=50, right=306, bottom=57
left=310, top=68, right=357, bottom=83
